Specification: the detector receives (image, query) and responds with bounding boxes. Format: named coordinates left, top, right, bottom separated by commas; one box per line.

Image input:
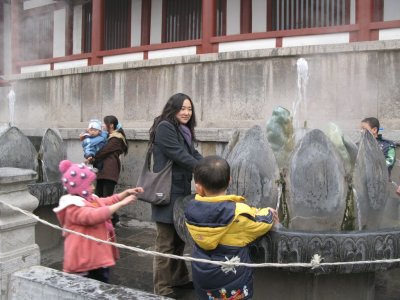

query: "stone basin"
left=174, top=195, right=400, bottom=275
left=173, top=120, right=400, bottom=300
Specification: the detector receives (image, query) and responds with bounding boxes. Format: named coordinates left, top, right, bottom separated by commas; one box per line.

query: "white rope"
left=221, top=256, right=241, bottom=274
left=2, top=200, right=400, bottom=270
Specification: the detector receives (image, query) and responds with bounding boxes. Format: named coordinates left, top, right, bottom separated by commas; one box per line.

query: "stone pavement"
left=40, top=219, right=400, bottom=300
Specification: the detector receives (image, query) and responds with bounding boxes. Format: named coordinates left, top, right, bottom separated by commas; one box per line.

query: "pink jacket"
left=54, top=194, right=121, bottom=273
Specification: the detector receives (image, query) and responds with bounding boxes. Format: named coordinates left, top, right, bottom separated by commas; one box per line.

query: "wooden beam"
left=373, top=0, right=383, bottom=22
left=240, top=0, right=252, bottom=34
left=65, top=2, right=73, bottom=56
left=91, top=0, right=105, bottom=65
left=198, top=0, right=217, bottom=54
left=141, top=0, right=151, bottom=45
left=355, top=0, right=374, bottom=41
left=266, top=0, right=274, bottom=31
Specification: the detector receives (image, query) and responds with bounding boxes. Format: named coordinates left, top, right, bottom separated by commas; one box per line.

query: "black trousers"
left=95, top=179, right=119, bottom=225
left=95, top=179, right=116, bottom=197
left=85, top=267, right=110, bottom=283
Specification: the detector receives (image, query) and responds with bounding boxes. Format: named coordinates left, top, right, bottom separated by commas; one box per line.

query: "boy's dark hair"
left=194, top=156, right=230, bottom=193
left=362, top=117, right=380, bottom=131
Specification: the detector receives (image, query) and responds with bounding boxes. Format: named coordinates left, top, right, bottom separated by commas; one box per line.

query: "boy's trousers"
left=153, top=222, right=190, bottom=296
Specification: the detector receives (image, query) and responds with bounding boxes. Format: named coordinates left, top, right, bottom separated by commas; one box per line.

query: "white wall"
left=53, top=8, right=66, bottom=57
left=383, top=0, right=400, bottom=21
left=282, top=32, right=349, bottom=47
left=23, top=0, right=55, bottom=10
left=150, top=0, right=162, bottom=44
left=73, top=5, right=82, bottom=54
left=227, top=0, right=241, bottom=35
left=252, top=0, right=266, bottom=33
left=131, top=0, right=142, bottom=47
left=379, top=28, right=400, bottom=40
left=219, top=39, right=276, bottom=52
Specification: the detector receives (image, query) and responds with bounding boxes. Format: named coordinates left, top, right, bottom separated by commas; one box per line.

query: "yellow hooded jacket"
left=185, top=194, right=274, bottom=250
left=184, top=194, right=275, bottom=299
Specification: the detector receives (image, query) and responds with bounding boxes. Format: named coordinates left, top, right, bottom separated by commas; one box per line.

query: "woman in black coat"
left=149, top=93, right=202, bottom=297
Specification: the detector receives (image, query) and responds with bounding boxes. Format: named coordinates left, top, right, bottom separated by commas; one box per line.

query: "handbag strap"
left=146, top=142, right=175, bottom=171
left=145, top=144, right=153, bottom=170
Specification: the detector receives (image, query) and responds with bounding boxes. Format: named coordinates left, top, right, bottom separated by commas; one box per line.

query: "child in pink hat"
left=54, top=160, right=143, bottom=283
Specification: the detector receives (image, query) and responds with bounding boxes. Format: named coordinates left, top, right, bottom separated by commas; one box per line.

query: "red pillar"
left=141, top=0, right=151, bottom=46
left=11, top=0, right=22, bottom=74
left=266, top=0, right=273, bottom=31
left=355, top=0, right=374, bottom=41
left=65, top=2, right=74, bottom=56
left=91, top=0, right=105, bottom=65
left=198, top=0, right=217, bottom=54
left=240, top=0, right=252, bottom=34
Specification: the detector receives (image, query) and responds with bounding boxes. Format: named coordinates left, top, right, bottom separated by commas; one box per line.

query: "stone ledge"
left=0, top=168, right=37, bottom=184
left=5, top=40, right=400, bottom=80
left=20, top=127, right=239, bottom=142
left=9, top=266, right=172, bottom=300
left=18, top=127, right=400, bottom=144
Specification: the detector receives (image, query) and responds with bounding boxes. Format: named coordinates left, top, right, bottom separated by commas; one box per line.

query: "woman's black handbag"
left=136, top=148, right=172, bottom=205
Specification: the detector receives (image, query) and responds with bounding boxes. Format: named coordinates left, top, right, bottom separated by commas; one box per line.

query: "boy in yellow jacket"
left=185, top=155, right=279, bottom=300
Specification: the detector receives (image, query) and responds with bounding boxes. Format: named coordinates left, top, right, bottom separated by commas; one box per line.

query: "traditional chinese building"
left=1, top=0, right=399, bottom=75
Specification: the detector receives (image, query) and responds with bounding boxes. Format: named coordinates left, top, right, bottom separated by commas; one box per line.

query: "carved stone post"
left=0, top=168, right=40, bottom=299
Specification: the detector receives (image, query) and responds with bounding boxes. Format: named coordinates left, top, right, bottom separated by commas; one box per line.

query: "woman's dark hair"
left=104, top=115, right=129, bottom=155
left=149, top=93, right=197, bottom=145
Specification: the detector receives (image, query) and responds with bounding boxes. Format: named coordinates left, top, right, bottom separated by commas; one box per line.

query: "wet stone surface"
left=287, top=129, right=347, bottom=231
left=226, top=125, right=280, bottom=208
left=38, top=128, right=66, bottom=182
left=353, top=131, right=389, bottom=230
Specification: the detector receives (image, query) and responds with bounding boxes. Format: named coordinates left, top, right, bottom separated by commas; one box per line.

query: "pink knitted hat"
left=59, top=160, right=96, bottom=199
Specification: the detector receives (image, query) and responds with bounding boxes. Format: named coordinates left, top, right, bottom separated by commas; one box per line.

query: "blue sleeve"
left=82, top=135, right=108, bottom=158
left=82, top=137, right=95, bottom=158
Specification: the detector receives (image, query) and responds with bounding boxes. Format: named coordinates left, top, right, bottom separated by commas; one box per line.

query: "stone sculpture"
left=287, top=129, right=347, bottom=231
left=266, top=106, right=294, bottom=169
left=352, top=130, right=389, bottom=230
left=226, top=125, right=279, bottom=208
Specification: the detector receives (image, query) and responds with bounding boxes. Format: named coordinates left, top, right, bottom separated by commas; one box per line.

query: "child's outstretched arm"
left=68, top=193, right=140, bottom=226
left=108, top=187, right=144, bottom=214
left=117, top=187, right=144, bottom=200
left=108, top=194, right=137, bottom=215
left=99, top=187, right=144, bottom=206
left=231, top=204, right=279, bottom=246
left=255, top=207, right=279, bottom=225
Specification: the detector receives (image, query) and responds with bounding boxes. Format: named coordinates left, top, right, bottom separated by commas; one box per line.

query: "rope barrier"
left=2, top=200, right=400, bottom=270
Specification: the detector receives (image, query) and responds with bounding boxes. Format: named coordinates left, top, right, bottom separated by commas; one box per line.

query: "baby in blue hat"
left=79, top=119, right=108, bottom=169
